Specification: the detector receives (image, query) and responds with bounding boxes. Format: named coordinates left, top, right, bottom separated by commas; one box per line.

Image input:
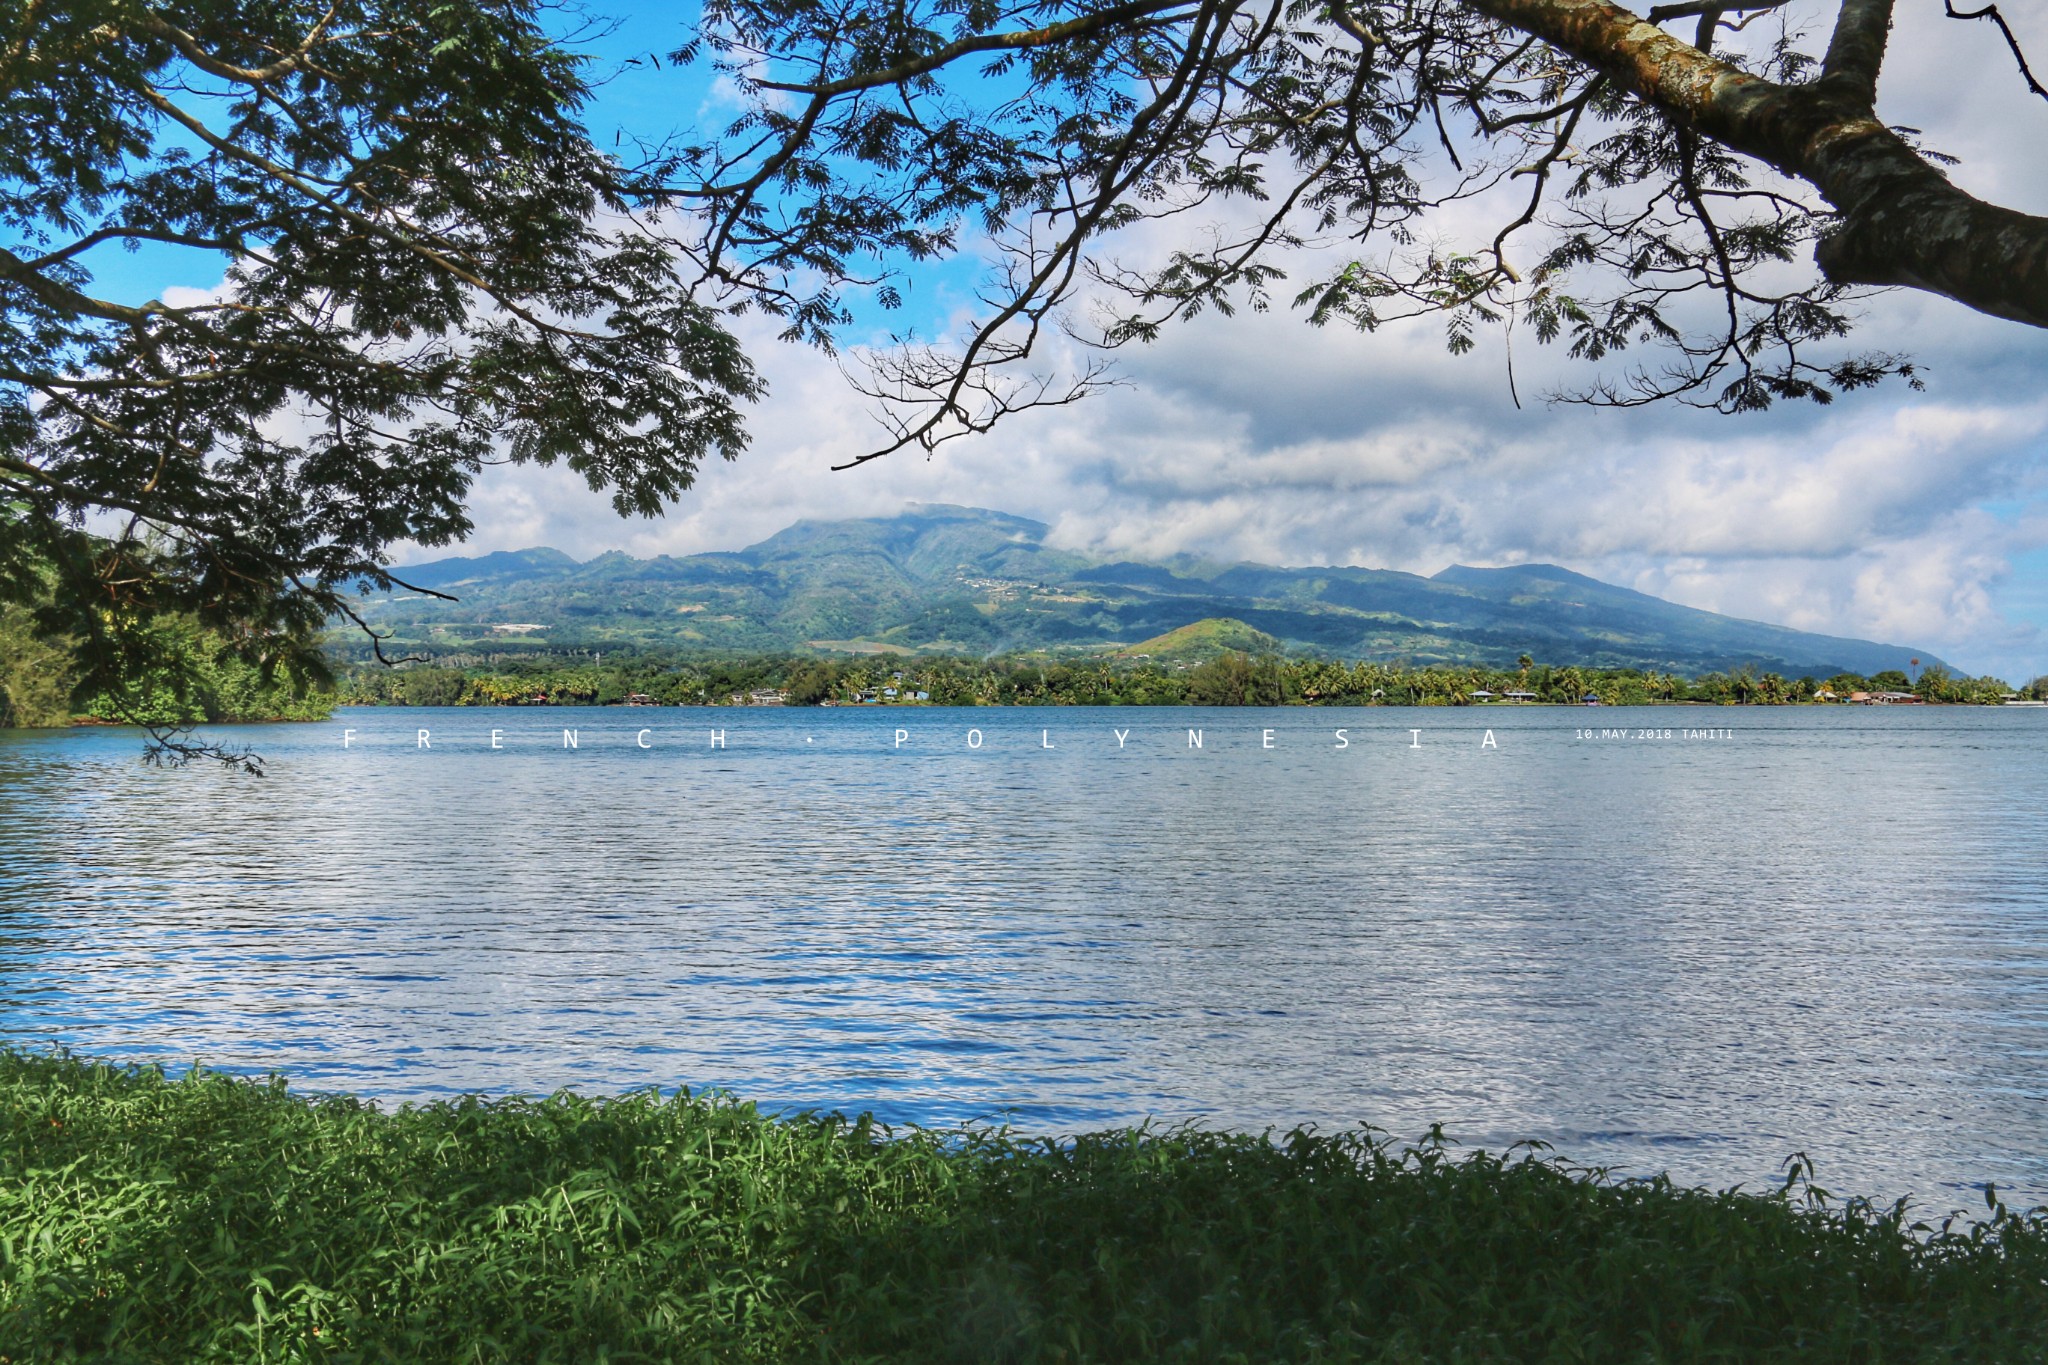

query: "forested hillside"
left=347, top=505, right=1942, bottom=679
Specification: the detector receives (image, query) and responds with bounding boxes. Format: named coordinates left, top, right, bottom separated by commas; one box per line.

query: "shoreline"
left=12, top=693, right=2028, bottom=735
left=325, top=695, right=2019, bottom=709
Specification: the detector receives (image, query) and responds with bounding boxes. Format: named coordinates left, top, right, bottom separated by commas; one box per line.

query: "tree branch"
left=0, top=245, right=160, bottom=324
left=1945, top=2, right=2048, bottom=104
left=1466, top=0, right=2048, bottom=327
left=1642, top=0, right=1786, bottom=21
left=132, top=6, right=342, bottom=87
left=753, top=0, right=1201, bottom=97
left=1821, top=0, right=1894, bottom=105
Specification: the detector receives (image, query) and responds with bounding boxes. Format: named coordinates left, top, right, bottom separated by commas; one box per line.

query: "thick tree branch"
left=132, top=6, right=342, bottom=86
left=0, top=245, right=160, bottom=324
left=1465, top=0, right=2048, bottom=327
left=1820, top=0, right=1894, bottom=104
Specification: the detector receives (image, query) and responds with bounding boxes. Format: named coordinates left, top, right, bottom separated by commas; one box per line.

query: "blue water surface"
left=2, top=704, right=2044, bottom=1210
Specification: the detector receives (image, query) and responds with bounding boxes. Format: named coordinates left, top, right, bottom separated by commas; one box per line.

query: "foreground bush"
left=2, top=1051, right=2044, bottom=1362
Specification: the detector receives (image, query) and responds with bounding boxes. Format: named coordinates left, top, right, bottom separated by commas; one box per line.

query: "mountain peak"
left=1435, top=563, right=1610, bottom=590
left=741, top=503, right=1049, bottom=559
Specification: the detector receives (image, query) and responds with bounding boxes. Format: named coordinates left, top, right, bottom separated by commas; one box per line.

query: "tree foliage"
left=0, top=582, right=332, bottom=729
left=654, top=0, right=2047, bottom=459
left=1, top=0, right=758, bottom=761
left=0, top=598, right=75, bottom=727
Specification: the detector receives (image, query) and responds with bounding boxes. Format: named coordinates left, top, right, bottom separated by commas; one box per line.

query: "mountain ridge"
left=348, top=504, right=1939, bottom=677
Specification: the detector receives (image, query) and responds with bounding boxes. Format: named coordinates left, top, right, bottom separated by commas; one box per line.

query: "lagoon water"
left=2, top=704, right=2045, bottom=1210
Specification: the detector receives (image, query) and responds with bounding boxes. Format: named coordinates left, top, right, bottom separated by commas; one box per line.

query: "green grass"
left=3, top=1051, right=2045, bottom=1363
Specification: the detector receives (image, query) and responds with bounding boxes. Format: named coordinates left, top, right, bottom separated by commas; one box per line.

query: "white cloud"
left=435, top=4, right=2048, bottom=682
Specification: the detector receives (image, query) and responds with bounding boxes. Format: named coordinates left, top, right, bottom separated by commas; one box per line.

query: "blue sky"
left=105, top=2, right=2048, bottom=681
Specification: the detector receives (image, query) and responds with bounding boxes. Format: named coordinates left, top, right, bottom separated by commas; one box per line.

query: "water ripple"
left=1, top=705, right=2045, bottom=1210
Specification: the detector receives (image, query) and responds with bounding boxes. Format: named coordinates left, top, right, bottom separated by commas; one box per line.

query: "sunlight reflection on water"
left=2, top=704, right=2045, bottom=1211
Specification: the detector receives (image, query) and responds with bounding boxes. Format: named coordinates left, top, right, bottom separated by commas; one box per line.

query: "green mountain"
left=348, top=504, right=1939, bottom=677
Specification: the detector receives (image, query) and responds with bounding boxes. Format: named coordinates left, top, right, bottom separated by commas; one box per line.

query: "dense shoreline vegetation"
left=0, top=605, right=332, bottom=730
left=4, top=1051, right=2044, bottom=1362
left=10, top=626, right=2045, bottom=731
left=337, top=649, right=2046, bottom=710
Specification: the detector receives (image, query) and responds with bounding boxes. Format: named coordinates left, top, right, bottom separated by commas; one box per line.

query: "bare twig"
left=1945, top=1, right=2048, bottom=103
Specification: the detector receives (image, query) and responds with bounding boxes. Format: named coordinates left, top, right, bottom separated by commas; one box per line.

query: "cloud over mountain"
left=446, top=3, right=2048, bottom=685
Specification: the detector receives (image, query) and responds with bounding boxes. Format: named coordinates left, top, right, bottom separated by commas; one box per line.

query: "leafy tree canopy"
left=5, top=0, right=2045, bottom=761
left=657, top=0, right=2045, bottom=459
left=1, top=0, right=758, bottom=760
